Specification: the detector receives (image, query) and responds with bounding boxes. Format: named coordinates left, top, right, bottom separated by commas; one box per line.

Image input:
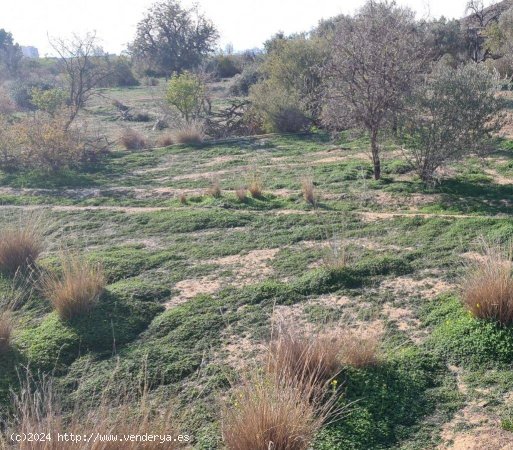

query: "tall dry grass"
left=321, top=235, right=348, bottom=271
left=0, top=311, right=12, bottom=355
left=222, top=326, right=344, bottom=450
left=248, top=173, right=263, bottom=199
left=207, top=180, right=222, bottom=198
left=1, top=372, right=182, bottom=450
left=0, top=221, right=43, bottom=275
left=119, top=128, right=147, bottom=150
left=42, top=254, right=106, bottom=321
left=222, top=374, right=330, bottom=450
left=462, top=240, right=513, bottom=326
left=338, top=329, right=381, bottom=368
left=172, top=121, right=205, bottom=145
left=301, top=177, right=316, bottom=206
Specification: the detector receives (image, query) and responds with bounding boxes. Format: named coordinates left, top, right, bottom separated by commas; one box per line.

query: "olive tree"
left=400, top=63, right=505, bottom=183
left=131, top=0, right=218, bottom=77
left=322, top=0, right=425, bottom=180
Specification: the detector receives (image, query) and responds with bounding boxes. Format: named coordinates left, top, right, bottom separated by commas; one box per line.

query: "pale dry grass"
left=339, top=329, right=381, bottom=368
left=207, top=180, right=222, bottom=198
left=235, top=187, right=247, bottom=202
left=222, top=374, right=330, bottom=450
left=266, top=326, right=342, bottom=388
left=462, top=240, right=513, bottom=326
left=157, top=134, right=174, bottom=147
left=0, top=311, right=12, bottom=355
left=248, top=173, right=263, bottom=199
left=42, top=254, right=106, bottom=321
left=301, top=177, right=316, bottom=206
left=0, top=221, right=43, bottom=275
left=179, top=193, right=187, bottom=204
left=172, top=121, right=204, bottom=145
left=119, top=128, right=147, bottom=150
left=321, top=236, right=348, bottom=271
left=222, top=325, right=345, bottom=450
left=1, top=372, right=182, bottom=450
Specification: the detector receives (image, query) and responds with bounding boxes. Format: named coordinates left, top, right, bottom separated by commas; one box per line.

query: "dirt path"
left=0, top=204, right=508, bottom=220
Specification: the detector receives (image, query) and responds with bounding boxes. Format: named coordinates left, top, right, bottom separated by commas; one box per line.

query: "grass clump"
left=235, top=187, right=247, bottom=202
left=42, top=254, right=106, bottom=321
left=0, top=312, right=12, bottom=355
left=223, top=326, right=339, bottom=450
left=1, top=372, right=183, bottom=450
left=207, top=180, right=222, bottom=198
left=157, top=133, right=174, bottom=147
left=172, top=121, right=205, bottom=145
left=301, top=176, right=316, bottom=206
left=222, top=374, right=329, bottom=450
left=462, top=241, right=513, bottom=326
left=0, top=222, right=42, bottom=275
left=248, top=172, right=263, bottom=199
left=119, top=128, right=147, bottom=150
left=339, top=329, right=381, bottom=369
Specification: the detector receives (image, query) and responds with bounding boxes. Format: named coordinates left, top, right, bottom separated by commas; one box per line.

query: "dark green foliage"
left=423, top=295, right=513, bottom=367
left=317, top=348, right=445, bottom=450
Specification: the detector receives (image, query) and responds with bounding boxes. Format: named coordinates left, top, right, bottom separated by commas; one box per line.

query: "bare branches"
left=49, top=32, right=110, bottom=128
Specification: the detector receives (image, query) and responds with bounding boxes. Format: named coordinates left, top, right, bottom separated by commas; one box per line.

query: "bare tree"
left=322, top=1, right=425, bottom=180
left=50, top=32, right=109, bottom=128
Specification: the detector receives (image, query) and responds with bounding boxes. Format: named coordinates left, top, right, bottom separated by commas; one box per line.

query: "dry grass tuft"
left=42, top=254, right=106, bottom=321
left=179, top=193, right=187, bottom=205
left=223, top=326, right=342, bottom=450
left=207, top=180, right=222, bottom=198
left=248, top=173, right=263, bottom=199
left=0, top=222, right=43, bottom=275
left=172, top=121, right=205, bottom=145
left=235, top=187, right=247, bottom=202
left=222, top=374, right=330, bottom=450
left=157, top=134, right=174, bottom=147
left=119, top=128, right=147, bottom=150
left=339, top=329, right=381, bottom=368
left=321, top=236, right=348, bottom=271
left=462, top=240, right=513, bottom=326
left=0, top=312, right=12, bottom=355
left=301, top=177, right=316, bottom=206
left=267, top=326, right=342, bottom=388
left=2, top=371, right=182, bottom=450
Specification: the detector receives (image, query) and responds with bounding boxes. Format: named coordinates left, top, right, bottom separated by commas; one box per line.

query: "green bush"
left=424, top=295, right=513, bottom=366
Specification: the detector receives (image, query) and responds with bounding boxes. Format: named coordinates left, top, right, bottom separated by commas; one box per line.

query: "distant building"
left=21, top=46, right=39, bottom=58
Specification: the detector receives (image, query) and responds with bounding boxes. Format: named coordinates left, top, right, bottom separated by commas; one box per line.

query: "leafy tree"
left=166, top=72, right=208, bottom=123
left=422, top=17, right=466, bottom=62
left=131, top=0, right=218, bottom=77
left=400, top=63, right=505, bottom=183
left=322, top=0, right=425, bottom=180
left=0, top=29, right=22, bottom=78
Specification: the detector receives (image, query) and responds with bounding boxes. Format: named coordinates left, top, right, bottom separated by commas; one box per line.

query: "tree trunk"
left=370, top=129, right=381, bottom=180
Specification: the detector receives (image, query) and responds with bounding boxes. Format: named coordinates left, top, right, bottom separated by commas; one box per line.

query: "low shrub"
left=42, top=254, right=106, bottom=321
left=462, top=241, right=513, bottom=326
left=0, top=222, right=42, bottom=275
left=119, top=128, right=147, bottom=150
left=0, top=112, right=107, bottom=172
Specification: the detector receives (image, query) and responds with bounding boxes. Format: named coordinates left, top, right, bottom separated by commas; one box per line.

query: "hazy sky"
left=3, top=0, right=474, bottom=56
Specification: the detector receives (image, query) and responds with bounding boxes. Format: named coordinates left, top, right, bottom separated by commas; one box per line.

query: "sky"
left=2, top=0, right=474, bottom=56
